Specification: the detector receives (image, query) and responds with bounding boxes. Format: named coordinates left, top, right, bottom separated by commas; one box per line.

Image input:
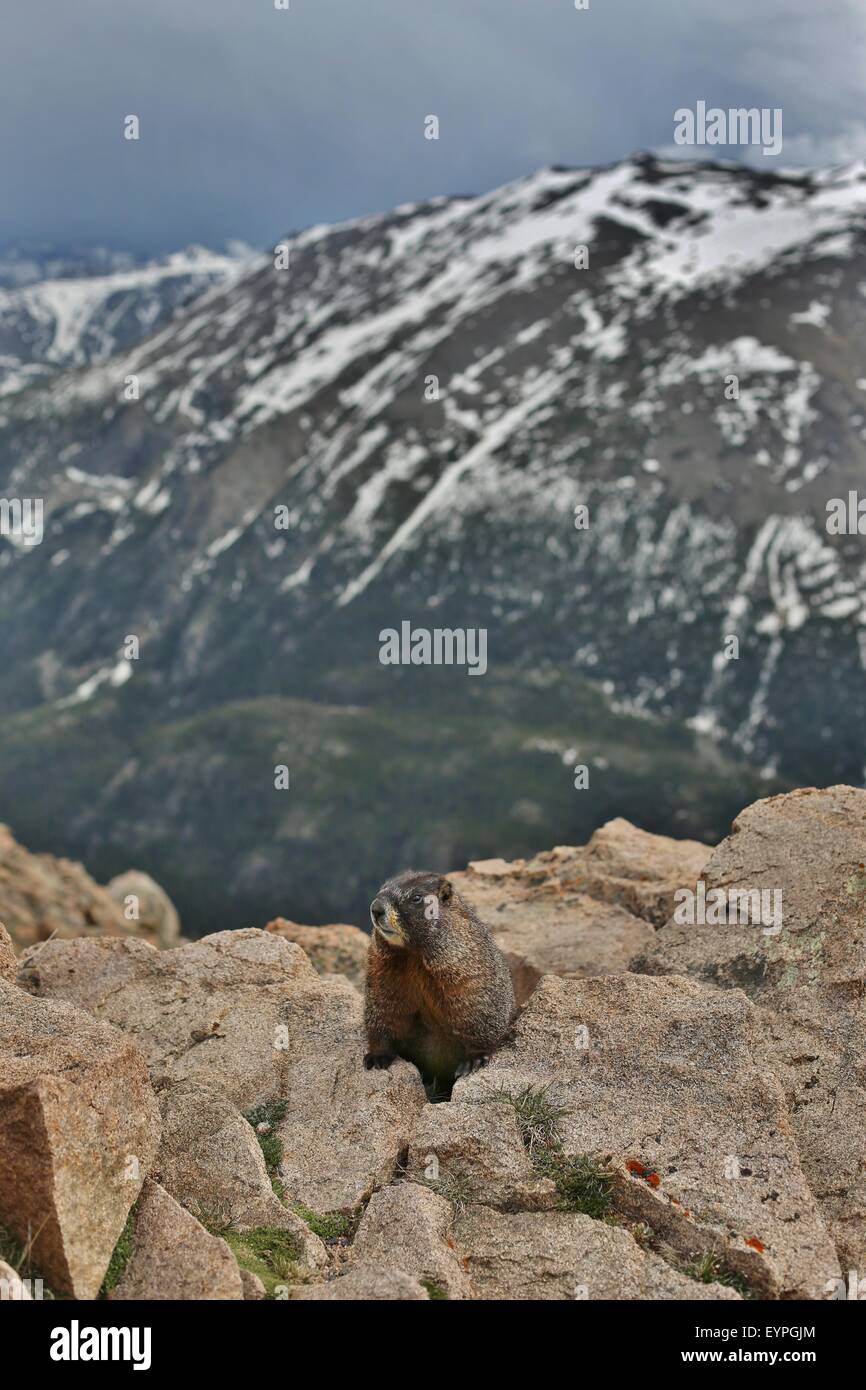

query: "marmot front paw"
left=455, top=1054, right=489, bottom=1078
left=364, top=1051, right=396, bottom=1070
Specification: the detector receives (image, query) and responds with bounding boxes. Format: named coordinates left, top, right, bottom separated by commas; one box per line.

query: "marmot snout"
left=364, top=869, right=515, bottom=1085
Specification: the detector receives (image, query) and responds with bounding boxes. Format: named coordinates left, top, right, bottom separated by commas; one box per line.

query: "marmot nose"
left=370, top=897, right=387, bottom=924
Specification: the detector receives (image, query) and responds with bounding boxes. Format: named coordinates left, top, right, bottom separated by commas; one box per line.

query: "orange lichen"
left=625, top=1158, right=661, bottom=1187
left=745, top=1236, right=765, bottom=1252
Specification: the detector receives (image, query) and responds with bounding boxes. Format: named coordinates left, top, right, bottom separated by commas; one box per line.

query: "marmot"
left=363, top=869, right=515, bottom=1083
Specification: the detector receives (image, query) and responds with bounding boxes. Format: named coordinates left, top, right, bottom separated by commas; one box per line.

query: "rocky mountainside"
left=1, top=155, right=865, bottom=929
left=0, top=242, right=249, bottom=392
left=1, top=786, right=861, bottom=1301
left=0, top=821, right=179, bottom=950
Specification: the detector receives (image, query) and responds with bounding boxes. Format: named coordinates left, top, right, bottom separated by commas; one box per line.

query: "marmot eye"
left=410, top=892, right=424, bottom=905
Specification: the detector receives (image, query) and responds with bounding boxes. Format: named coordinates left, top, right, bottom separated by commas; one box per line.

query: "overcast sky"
left=1, top=0, right=864, bottom=255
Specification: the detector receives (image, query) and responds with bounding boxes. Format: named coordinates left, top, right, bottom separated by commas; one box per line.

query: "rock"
left=406, top=1101, right=557, bottom=1211
left=447, top=819, right=704, bottom=1000
left=348, top=1183, right=473, bottom=1299
left=560, top=818, right=712, bottom=926
left=0, top=1260, right=33, bottom=1300
left=0, top=823, right=140, bottom=950
left=291, top=1266, right=429, bottom=1300
left=632, top=785, right=866, bottom=1272
left=20, top=928, right=427, bottom=1212
left=454, top=973, right=839, bottom=1299
left=455, top=1207, right=741, bottom=1300
left=0, top=922, right=16, bottom=980
left=106, top=870, right=181, bottom=947
left=17, top=929, right=317, bottom=1106
left=453, top=819, right=710, bottom=930
left=493, top=896, right=655, bottom=1005
left=154, top=1081, right=326, bottom=1270
left=0, top=979, right=160, bottom=1299
left=109, top=1179, right=243, bottom=1300
left=461, top=857, right=516, bottom=880
left=273, top=973, right=427, bottom=1211
left=266, top=917, right=369, bottom=991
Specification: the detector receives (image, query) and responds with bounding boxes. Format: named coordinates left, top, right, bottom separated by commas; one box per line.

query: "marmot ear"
left=439, top=878, right=453, bottom=903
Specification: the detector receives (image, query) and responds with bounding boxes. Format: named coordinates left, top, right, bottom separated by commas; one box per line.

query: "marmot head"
left=370, top=870, right=454, bottom=950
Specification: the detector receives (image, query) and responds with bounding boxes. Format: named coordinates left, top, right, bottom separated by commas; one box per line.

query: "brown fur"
left=364, top=869, right=515, bottom=1083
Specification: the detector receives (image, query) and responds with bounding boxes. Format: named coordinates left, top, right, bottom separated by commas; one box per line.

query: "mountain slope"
left=0, top=243, right=251, bottom=394
left=1, top=154, right=864, bottom=927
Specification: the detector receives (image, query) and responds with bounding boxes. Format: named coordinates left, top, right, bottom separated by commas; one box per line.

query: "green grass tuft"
left=291, top=1203, right=354, bottom=1242
left=243, top=1101, right=288, bottom=1173
left=683, top=1252, right=753, bottom=1298
left=534, top=1150, right=614, bottom=1218
left=218, top=1227, right=304, bottom=1299
left=415, top=1169, right=475, bottom=1215
left=479, top=1084, right=613, bottom=1216
left=629, top=1221, right=656, bottom=1250
left=257, top=1132, right=283, bottom=1170
left=483, top=1083, right=570, bottom=1155
left=100, top=1206, right=138, bottom=1297
left=420, top=1278, right=449, bottom=1300
left=243, top=1101, right=288, bottom=1129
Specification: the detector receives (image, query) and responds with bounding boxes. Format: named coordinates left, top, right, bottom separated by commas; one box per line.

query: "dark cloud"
left=0, top=0, right=862, bottom=254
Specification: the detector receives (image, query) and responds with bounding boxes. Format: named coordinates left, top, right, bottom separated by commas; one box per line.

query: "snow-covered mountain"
left=1, top=154, right=864, bottom=929
left=0, top=243, right=252, bottom=393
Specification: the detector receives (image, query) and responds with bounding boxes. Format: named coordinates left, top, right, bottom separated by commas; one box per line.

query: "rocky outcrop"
left=3, top=796, right=859, bottom=1300
left=265, top=917, right=369, bottom=992
left=0, top=823, right=133, bottom=949
left=0, top=823, right=180, bottom=953
left=109, top=1179, right=243, bottom=1301
left=105, top=871, right=181, bottom=948
left=632, top=785, right=866, bottom=1272
left=494, top=896, right=654, bottom=1006
left=18, top=927, right=426, bottom=1216
left=0, top=980, right=160, bottom=1299
left=293, top=1185, right=467, bottom=1301
left=455, top=973, right=840, bottom=1299
left=557, top=818, right=712, bottom=926
left=240, top=1269, right=268, bottom=1299
left=452, top=818, right=710, bottom=930
left=448, top=818, right=706, bottom=1001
